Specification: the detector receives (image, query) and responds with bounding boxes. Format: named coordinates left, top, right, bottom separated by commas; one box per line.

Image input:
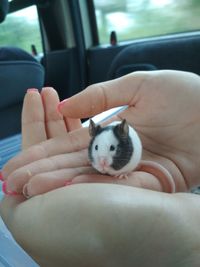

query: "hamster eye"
left=110, top=145, right=115, bottom=151
left=95, top=145, right=98, bottom=150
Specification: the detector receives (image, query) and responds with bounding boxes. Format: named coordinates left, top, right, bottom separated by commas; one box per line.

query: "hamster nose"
left=99, top=156, right=108, bottom=167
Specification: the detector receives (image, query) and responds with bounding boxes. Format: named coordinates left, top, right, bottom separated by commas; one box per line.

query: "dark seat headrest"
left=0, top=46, right=38, bottom=61
left=0, top=0, right=9, bottom=23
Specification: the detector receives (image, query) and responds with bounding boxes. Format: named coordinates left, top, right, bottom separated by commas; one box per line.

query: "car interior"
left=1, top=0, right=200, bottom=265
left=1, top=0, right=200, bottom=173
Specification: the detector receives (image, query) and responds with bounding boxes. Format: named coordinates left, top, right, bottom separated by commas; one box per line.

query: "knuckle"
left=86, top=83, right=108, bottom=112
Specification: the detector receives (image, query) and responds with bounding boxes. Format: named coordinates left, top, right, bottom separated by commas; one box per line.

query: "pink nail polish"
left=27, top=88, right=38, bottom=93
left=2, top=181, right=19, bottom=196
left=41, top=87, right=53, bottom=91
left=0, top=172, right=3, bottom=181
left=57, top=99, right=68, bottom=113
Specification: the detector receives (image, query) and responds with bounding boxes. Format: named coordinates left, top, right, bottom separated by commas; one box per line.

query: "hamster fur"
left=88, top=119, right=142, bottom=177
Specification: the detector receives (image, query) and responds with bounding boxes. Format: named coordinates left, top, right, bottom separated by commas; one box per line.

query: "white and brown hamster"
left=88, top=119, right=142, bottom=178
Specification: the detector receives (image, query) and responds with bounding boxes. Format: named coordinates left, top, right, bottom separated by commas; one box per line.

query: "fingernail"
left=27, top=88, right=38, bottom=93
left=64, top=180, right=73, bottom=186
left=57, top=99, right=68, bottom=113
left=22, top=184, right=30, bottom=199
left=0, top=172, right=3, bottom=181
left=41, top=87, right=53, bottom=92
left=2, top=181, right=19, bottom=196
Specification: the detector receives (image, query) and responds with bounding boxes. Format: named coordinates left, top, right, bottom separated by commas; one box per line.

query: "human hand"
left=1, top=83, right=200, bottom=267
left=22, top=87, right=82, bottom=149
left=3, top=70, right=200, bottom=197
left=2, top=83, right=165, bottom=197
left=57, top=70, right=200, bottom=192
left=2, top=87, right=89, bottom=197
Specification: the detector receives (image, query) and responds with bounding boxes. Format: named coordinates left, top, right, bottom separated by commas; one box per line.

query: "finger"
left=5, top=149, right=89, bottom=193
left=41, top=87, right=67, bottom=138
left=65, top=117, right=82, bottom=131
left=22, top=89, right=47, bottom=149
left=58, top=71, right=149, bottom=118
left=2, top=127, right=90, bottom=179
left=70, top=171, right=164, bottom=192
left=22, top=166, right=95, bottom=197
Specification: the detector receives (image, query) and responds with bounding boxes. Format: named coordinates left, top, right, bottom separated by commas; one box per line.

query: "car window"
left=0, top=5, right=43, bottom=58
left=93, top=0, right=200, bottom=44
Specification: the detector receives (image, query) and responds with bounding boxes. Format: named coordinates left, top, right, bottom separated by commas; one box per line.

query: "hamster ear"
left=89, top=119, right=101, bottom=137
left=116, top=119, right=129, bottom=138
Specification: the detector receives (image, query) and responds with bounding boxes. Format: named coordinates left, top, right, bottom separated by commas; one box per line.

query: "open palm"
left=1, top=72, right=200, bottom=267
left=57, top=70, right=200, bottom=193
left=2, top=70, right=200, bottom=196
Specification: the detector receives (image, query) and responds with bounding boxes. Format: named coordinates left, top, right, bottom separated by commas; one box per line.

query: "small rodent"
left=88, top=119, right=142, bottom=178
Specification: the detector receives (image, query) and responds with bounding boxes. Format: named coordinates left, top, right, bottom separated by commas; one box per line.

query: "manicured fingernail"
left=0, top=172, right=3, bottom=181
left=27, top=88, right=38, bottom=93
left=64, top=180, right=73, bottom=186
left=57, top=99, right=68, bottom=113
left=41, top=87, right=53, bottom=91
left=2, top=181, right=19, bottom=196
left=22, top=184, right=30, bottom=199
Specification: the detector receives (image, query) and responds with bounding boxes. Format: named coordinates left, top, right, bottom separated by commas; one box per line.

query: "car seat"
left=0, top=0, right=45, bottom=139
left=108, top=35, right=200, bottom=79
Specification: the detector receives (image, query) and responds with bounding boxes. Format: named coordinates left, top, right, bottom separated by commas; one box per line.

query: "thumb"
left=58, top=72, right=148, bottom=118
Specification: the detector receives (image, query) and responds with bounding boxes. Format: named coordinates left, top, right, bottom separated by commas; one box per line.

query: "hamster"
left=88, top=119, right=142, bottom=178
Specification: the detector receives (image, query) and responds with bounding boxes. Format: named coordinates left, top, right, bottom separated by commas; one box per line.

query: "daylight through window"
left=0, top=5, right=43, bottom=57
left=94, top=0, right=200, bottom=44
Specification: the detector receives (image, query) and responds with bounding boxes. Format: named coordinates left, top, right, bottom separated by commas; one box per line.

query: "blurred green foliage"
left=94, top=0, right=200, bottom=44
left=0, top=1, right=200, bottom=53
left=0, top=6, right=42, bottom=55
